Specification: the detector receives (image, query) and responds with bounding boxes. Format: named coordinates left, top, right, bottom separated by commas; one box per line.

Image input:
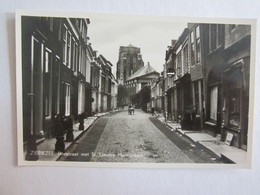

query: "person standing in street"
left=151, top=107, right=155, bottom=116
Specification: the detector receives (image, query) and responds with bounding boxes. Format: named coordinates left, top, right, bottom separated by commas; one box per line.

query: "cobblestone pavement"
left=59, top=109, right=222, bottom=163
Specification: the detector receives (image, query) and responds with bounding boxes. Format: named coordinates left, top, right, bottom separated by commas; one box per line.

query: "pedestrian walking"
left=131, top=105, right=135, bottom=115
left=128, top=105, right=132, bottom=115
left=54, top=114, right=65, bottom=152
left=151, top=107, right=155, bottom=116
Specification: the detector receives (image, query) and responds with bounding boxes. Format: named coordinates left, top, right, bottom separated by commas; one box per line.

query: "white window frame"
left=65, top=83, right=71, bottom=116
left=75, top=42, right=79, bottom=73
left=195, top=25, right=201, bottom=63
left=62, top=24, right=68, bottom=65
left=44, top=48, right=52, bottom=118
left=67, top=32, right=72, bottom=68
left=71, top=37, right=75, bottom=71
left=190, top=31, right=195, bottom=66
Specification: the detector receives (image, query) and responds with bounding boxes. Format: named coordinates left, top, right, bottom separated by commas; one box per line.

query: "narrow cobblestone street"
left=58, top=109, right=222, bottom=163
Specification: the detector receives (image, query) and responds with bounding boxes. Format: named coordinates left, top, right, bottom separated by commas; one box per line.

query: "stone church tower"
left=116, top=44, right=144, bottom=84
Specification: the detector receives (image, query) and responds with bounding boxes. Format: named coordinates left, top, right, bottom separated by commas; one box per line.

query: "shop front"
left=221, top=59, right=249, bottom=149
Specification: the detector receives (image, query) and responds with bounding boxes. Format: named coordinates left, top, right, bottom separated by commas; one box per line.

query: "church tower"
left=116, top=44, right=144, bottom=84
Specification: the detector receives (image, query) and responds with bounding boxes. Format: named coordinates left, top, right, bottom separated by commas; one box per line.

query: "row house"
left=164, top=28, right=192, bottom=127
left=188, top=23, right=205, bottom=130
left=163, top=23, right=251, bottom=149
left=61, top=17, right=92, bottom=119
left=88, top=45, right=101, bottom=114
left=149, top=76, right=163, bottom=112
left=89, top=47, right=115, bottom=114
left=97, top=55, right=113, bottom=112
left=21, top=16, right=116, bottom=159
left=202, top=24, right=251, bottom=149
left=22, top=16, right=91, bottom=147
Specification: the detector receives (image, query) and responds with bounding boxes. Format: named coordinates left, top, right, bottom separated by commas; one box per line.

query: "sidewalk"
left=35, top=109, right=119, bottom=161
left=37, top=116, right=98, bottom=161
left=37, top=110, right=121, bottom=161
left=155, top=114, right=247, bottom=164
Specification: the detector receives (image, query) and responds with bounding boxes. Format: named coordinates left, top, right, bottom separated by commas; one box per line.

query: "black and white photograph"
left=16, top=11, right=256, bottom=168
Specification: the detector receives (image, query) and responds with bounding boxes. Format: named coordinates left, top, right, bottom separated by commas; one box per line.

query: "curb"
left=155, top=116, right=224, bottom=161
left=55, top=110, right=120, bottom=160
left=55, top=117, right=99, bottom=161
left=174, top=128, right=226, bottom=162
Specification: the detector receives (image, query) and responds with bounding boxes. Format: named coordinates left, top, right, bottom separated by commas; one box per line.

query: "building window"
left=177, top=53, right=182, bottom=77
left=91, top=66, right=94, bottom=86
left=65, top=83, right=71, bottom=116
left=74, top=43, right=78, bottom=72
left=44, top=49, right=52, bottom=117
left=96, top=69, right=100, bottom=87
left=67, top=32, right=71, bottom=68
left=44, top=51, right=50, bottom=73
left=83, top=49, right=87, bottom=77
left=229, top=88, right=240, bottom=128
left=71, top=38, right=75, bottom=70
left=210, top=24, right=217, bottom=51
left=82, top=24, right=85, bottom=41
left=209, top=24, right=223, bottom=52
left=190, top=31, right=195, bottom=65
left=86, top=56, right=91, bottom=83
left=78, top=45, right=81, bottom=73
left=173, top=59, right=177, bottom=79
left=55, top=57, right=61, bottom=114
left=101, top=76, right=105, bottom=92
left=62, top=24, right=75, bottom=69
left=85, top=26, right=88, bottom=43
left=217, top=24, right=224, bottom=46
left=49, top=18, right=54, bottom=32
left=209, top=86, right=218, bottom=121
left=183, top=44, right=189, bottom=73
left=195, top=26, right=201, bottom=63
left=80, top=48, right=86, bottom=75
left=62, top=25, right=67, bottom=65
left=81, top=47, right=84, bottom=74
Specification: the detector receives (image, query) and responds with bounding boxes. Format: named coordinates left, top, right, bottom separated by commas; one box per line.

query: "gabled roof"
left=127, top=63, right=158, bottom=81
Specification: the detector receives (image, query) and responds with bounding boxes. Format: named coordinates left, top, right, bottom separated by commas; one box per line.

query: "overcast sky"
left=88, top=14, right=187, bottom=75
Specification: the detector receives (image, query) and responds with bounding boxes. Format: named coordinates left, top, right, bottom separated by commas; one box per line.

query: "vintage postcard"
left=16, top=10, right=256, bottom=168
